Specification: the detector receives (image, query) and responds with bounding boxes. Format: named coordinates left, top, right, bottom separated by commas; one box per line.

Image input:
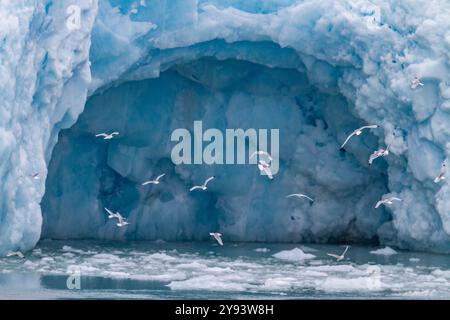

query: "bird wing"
left=342, top=245, right=349, bottom=256
left=368, top=151, right=380, bottom=165
left=250, top=151, right=258, bottom=159
left=439, top=163, right=447, bottom=175
left=204, top=176, right=215, bottom=186
left=111, top=132, right=119, bottom=136
left=116, top=213, right=125, bottom=221
left=385, top=141, right=394, bottom=153
left=104, top=207, right=114, bottom=216
left=250, top=151, right=273, bottom=161
left=390, top=197, right=402, bottom=202
left=359, top=124, right=379, bottom=131
left=261, top=166, right=273, bottom=179
left=340, top=132, right=356, bottom=149
left=7, top=252, right=24, bottom=258
left=259, top=151, right=273, bottom=161
left=156, top=173, right=165, bottom=181
left=301, top=194, right=314, bottom=202
left=286, top=194, right=299, bottom=198
left=141, top=181, right=152, bottom=186
left=96, top=133, right=107, bottom=137
left=215, top=234, right=224, bottom=246
left=375, top=200, right=382, bottom=208
left=327, top=253, right=340, bottom=259
left=190, top=186, right=201, bottom=191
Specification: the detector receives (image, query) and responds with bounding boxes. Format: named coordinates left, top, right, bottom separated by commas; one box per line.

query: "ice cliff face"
left=1, top=0, right=450, bottom=254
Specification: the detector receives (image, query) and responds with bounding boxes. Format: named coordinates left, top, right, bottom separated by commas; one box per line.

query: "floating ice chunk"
left=176, top=261, right=208, bottom=270
left=319, top=276, right=382, bottom=292
left=88, top=254, right=121, bottom=264
left=431, top=269, right=450, bottom=278
left=370, top=246, right=398, bottom=256
left=143, top=252, right=176, bottom=262
left=168, top=275, right=251, bottom=291
left=272, top=248, right=315, bottom=262
left=262, top=277, right=296, bottom=291
left=62, top=246, right=86, bottom=255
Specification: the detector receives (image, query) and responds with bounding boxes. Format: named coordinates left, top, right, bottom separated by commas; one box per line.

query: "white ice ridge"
left=1, top=0, right=450, bottom=254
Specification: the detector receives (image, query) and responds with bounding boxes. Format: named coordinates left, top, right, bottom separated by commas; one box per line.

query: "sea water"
left=1, top=241, right=449, bottom=299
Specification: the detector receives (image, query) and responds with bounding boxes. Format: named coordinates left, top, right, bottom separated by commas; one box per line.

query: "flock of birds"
left=4, top=77, right=437, bottom=261
left=90, top=76, right=440, bottom=261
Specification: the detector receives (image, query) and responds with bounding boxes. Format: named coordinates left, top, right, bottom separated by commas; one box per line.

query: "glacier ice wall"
left=0, top=0, right=98, bottom=254
left=1, top=0, right=450, bottom=254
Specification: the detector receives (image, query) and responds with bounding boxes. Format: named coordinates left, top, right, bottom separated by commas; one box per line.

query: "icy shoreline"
left=1, top=241, right=450, bottom=299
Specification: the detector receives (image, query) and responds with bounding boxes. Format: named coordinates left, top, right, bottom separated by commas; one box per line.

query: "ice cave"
left=1, top=0, right=450, bottom=256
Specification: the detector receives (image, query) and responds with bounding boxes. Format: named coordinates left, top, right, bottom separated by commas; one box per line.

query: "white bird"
left=369, top=133, right=396, bottom=165
left=368, top=147, right=389, bottom=165
left=375, top=197, right=403, bottom=208
left=327, top=245, right=349, bottom=261
left=286, top=193, right=314, bottom=203
left=104, top=207, right=120, bottom=219
left=142, top=173, right=165, bottom=186
left=250, top=150, right=273, bottom=162
left=104, top=208, right=129, bottom=227
left=410, top=76, right=424, bottom=89
left=209, top=232, right=223, bottom=246
left=434, top=162, right=446, bottom=183
left=95, top=132, right=119, bottom=140
left=190, top=176, right=215, bottom=191
left=258, top=160, right=273, bottom=180
left=116, top=214, right=130, bottom=227
left=6, top=251, right=25, bottom=258
left=340, top=125, right=379, bottom=150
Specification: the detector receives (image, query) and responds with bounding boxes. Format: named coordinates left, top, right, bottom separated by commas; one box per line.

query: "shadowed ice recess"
left=1, top=0, right=450, bottom=254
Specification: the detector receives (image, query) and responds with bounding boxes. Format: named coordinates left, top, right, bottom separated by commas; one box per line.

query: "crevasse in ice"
left=1, top=0, right=450, bottom=254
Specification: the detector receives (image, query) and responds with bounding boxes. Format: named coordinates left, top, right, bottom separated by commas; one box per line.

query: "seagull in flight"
left=104, top=208, right=129, bottom=227
left=258, top=160, right=273, bottom=180
left=340, top=125, right=379, bottom=151
left=6, top=251, right=25, bottom=258
left=369, top=133, right=396, bottom=165
left=142, top=173, right=165, bottom=186
left=327, top=245, right=349, bottom=261
left=434, top=162, right=446, bottom=183
left=116, top=214, right=129, bottom=227
left=190, top=176, right=215, bottom=191
left=95, top=132, right=119, bottom=140
left=209, top=232, right=224, bottom=246
left=375, top=197, right=403, bottom=208
left=286, top=193, right=314, bottom=203
left=104, top=207, right=120, bottom=219
left=250, top=150, right=273, bottom=162
left=368, top=147, right=389, bottom=165
left=410, top=76, right=424, bottom=89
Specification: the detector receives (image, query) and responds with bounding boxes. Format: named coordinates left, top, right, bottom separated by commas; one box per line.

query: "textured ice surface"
left=1, top=0, right=450, bottom=254
left=1, top=241, right=450, bottom=299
